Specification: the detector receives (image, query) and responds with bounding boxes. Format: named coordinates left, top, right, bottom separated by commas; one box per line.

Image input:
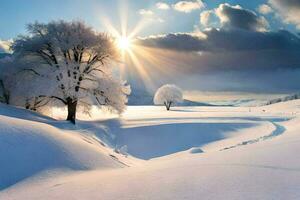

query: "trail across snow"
left=221, top=121, right=286, bottom=151
left=1, top=100, right=300, bottom=199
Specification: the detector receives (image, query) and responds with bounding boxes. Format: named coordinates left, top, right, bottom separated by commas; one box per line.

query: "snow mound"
left=0, top=104, right=124, bottom=190
left=189, top=147, right=204, bottom=154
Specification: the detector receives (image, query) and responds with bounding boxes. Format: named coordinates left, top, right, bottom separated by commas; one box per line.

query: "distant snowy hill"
left=128, top=88, right=154, bottom=105
left=178, top=99, right=214, bottom=106
left=129, top=94, right=213, bottom=106
left=128, top=88, right=214, bottom=106
left=265, top=93, right=300, bottom=105
left=201, top=95, right=300, bottom=107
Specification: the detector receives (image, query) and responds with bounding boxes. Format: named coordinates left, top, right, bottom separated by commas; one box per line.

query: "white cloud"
left=0, top=40, right=12, bottom=53
left=215, top=4, right=241, bottom=25
left=258, top=4, right=273, bottom=15
left=156, top=2, right=170, bottom=10
left=138, top=9, right=154, bottom=16
left=173, top=0, right=205, bottom=13
left=268, top=0, right=300, bottom=29
left=138, top=9, right=164, bottom=23
left=200, top=10, right=214, bottom=26
left=215, top=3, right=269, bottom=32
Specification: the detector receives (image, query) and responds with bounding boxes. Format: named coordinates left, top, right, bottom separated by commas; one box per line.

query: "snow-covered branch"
left=6, top=20, right=130, bottom=123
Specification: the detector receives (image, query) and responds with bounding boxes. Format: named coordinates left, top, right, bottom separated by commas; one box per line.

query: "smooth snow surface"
left=0, top=104, right=131, bottom=190
left=1, top=100, right=300, bottom=199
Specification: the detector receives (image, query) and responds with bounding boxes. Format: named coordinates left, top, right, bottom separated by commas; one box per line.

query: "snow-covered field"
left=1, top=100, right=300, bottom=199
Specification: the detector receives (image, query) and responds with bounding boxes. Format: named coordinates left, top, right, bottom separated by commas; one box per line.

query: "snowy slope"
left=265, top=93, right=300, bottom=105
left=1, top=100, right=300, bottom=199
left=0, top=104, right=132, bottom=190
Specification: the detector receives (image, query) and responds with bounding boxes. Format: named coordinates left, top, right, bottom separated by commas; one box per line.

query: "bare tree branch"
left=38, top=95, right=67, bottom=105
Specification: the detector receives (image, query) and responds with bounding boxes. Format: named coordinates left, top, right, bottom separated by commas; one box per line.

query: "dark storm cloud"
left=205, top=29, right=300, bottom=51
left=137, top=2, right=300, bottom=55
left=137, top=33, right=209, bottom=52
left=133, top=3, right=300, bottom=93
left=215, top=3, right=269, bottom=31
left=137, top=29, right=300, bottom=53
left=138, top=30, right=300, bottom=77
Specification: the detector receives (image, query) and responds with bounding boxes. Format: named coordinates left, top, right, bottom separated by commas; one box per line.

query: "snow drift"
left=0, top=104, right=125, bottom=190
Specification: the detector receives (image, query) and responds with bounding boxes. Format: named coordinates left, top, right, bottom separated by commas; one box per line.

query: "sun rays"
left=117, top=36, right=131, bottom=51
left=98, top=1, right=181, bottom=92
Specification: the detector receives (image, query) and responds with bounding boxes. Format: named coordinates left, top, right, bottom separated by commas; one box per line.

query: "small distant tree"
left=154, top=84, right=183, bottom=110
left=11, top=20, right=131, bottom=124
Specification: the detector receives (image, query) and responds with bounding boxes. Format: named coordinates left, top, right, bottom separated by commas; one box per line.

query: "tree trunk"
left=66, top=98, right=77, bottom=124
left=164, top=101, right=172, bottom=111
left=0, top=80, right=9, bottom=104
left=169, top=102, right=172, bottom=110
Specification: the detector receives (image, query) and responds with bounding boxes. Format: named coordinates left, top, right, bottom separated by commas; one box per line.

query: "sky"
left=0, top=0, right=298, bottom=39
left=1, top=0, right=300, bottom=98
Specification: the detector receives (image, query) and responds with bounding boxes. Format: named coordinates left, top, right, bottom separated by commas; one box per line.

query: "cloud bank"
left=215, top=3, right=269, bottom=32
left=133, top=3, right=300, bottom=92
left=139, top=28, right=300, bottom=52
left=137, top=3, right=300, bottom=71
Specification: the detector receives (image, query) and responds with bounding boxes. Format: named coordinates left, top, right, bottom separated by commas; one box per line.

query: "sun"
left=117, top=36, right=131, bottom=51
left=100, top=10, right=159, bottom=90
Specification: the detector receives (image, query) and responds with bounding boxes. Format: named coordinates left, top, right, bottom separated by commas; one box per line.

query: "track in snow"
left=220, top=120, right=287, bottom=151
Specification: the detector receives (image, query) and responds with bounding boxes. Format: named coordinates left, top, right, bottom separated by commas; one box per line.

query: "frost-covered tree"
left=154, top=84, right=183, bottom=110
left=11, top=21, right=130, bottom=124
